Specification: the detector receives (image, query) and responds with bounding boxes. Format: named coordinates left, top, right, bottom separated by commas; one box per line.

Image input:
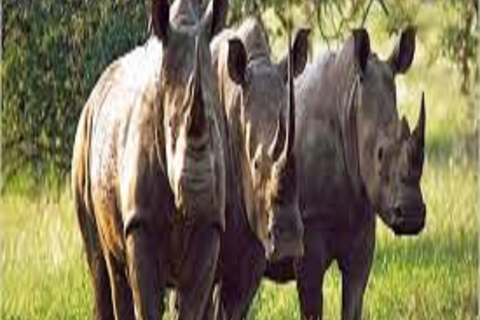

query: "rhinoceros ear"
left=277, top=28, right=310, bottom=83
left=352, top=28, right=370, bottom=76
left=202, top=0, right=228, bottom=39
left=227, top=38, right=247, bottom=86
left=388, top=26, right=416, bottom=75
left=152, top=0, right=170, bottom=45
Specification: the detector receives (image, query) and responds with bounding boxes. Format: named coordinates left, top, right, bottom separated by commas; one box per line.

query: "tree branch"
left=377, top=0, right=389, bottom=16
left=361, top=0, right=375, bottom=27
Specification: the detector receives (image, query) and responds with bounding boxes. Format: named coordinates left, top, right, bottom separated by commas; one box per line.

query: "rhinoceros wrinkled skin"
left=204, top=18, right=309, bottom=319
left=71, top=0, right=228, bottom=319
left=265, top=27, right=427, bottom=320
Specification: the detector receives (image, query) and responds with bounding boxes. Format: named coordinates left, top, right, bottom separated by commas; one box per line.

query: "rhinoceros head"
left=226, top=22, right=309, bottom=260
left=153, top=0, right=226, bottom=216
left=347, top=27, right=426, bottom=235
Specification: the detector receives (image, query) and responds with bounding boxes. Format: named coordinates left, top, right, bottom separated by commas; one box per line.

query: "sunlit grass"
left=0, top=190, right=93, bottom=320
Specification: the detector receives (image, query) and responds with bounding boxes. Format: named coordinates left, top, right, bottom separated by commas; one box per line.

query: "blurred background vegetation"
left=1, top=0, right=477, bottom=192
left=2, top=0, right=149, bottom=189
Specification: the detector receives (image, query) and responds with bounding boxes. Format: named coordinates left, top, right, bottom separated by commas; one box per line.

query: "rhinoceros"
left=71, top=0, right=228, bottom=319
left=265, top=27, right=426, bottom=320
left=203, top=18, right=309, bottom=319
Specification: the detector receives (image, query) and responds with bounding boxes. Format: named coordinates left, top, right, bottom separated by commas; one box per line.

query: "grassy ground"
left=0, top=190, right=92, bottom=320
left=1, top=3, right=477, bottom=320
left=1, top=155, right=476, bottom=319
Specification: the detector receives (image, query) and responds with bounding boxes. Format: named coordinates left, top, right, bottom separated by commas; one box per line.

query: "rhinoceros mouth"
left=267, top=232, right=304, bottom=262
left=388, top=203, right=426, bottom=235
left=267, top=209, right=304, bottom=261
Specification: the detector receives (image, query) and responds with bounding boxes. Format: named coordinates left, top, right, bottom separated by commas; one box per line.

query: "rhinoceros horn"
left=188, top=38, right=206, bottom=137
left=284, top=30, right=295, bottom=161
left=275, top=30, right=297, bottom=198
left=411, top=92, right=425, bottom=171
left=268, top=31, right=295, bottom=164
left=268, top=112, right=286, bottom=161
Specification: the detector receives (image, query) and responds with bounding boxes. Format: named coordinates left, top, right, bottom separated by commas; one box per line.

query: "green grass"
left=0, top=190, right=93, bottom=319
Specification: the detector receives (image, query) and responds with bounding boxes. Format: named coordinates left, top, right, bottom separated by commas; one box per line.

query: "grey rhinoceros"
left=265, top=27, right=426, bottom=320
left=203, top=18, right=309, bottom=320
left=71, top=0, right=228, bottom=319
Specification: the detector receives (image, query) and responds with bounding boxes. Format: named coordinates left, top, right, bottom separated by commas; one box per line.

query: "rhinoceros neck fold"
left=212, top=94, right=254, bottom=245
left=334, top=46, right=364, bottom=200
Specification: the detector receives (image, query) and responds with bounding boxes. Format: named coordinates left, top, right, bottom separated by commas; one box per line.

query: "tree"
left=2, top=0, right=147, bottom=186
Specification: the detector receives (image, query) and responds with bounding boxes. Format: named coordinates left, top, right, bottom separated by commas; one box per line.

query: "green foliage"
left=438, top=0, right=478, bottom=94
left=2, top=0, right=148, bottom=186
left=228, top=0, right=477, bottom=92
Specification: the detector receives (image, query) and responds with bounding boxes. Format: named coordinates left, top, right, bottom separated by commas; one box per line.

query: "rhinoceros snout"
left=269, top=237, right=304, bottom=262
left=391, top=203, right=426, bottom=235
left=268, top=211, right=305, bottom=261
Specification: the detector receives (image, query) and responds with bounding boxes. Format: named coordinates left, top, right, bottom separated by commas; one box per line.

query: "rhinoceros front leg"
left=216, top=235, right=265, bottom=320
left=104, top=251, right=135, bottom=320
left=125, top=213, right=167, bottom=320
left=169, top=223, right=221, bottom=320
left=295, top=221, right=333, bottom=320
left=338, top=219, right=375, bottom=320
left=74, top=197, right=115, bottom=320
left=191, top=283, right=224, bottom=320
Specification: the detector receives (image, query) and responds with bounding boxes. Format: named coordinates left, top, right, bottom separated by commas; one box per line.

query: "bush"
left=2, top=0, right=148, bottom=185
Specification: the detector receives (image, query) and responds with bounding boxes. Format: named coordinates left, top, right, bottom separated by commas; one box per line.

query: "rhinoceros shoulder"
left=295, top=53, right=357, bottom=218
